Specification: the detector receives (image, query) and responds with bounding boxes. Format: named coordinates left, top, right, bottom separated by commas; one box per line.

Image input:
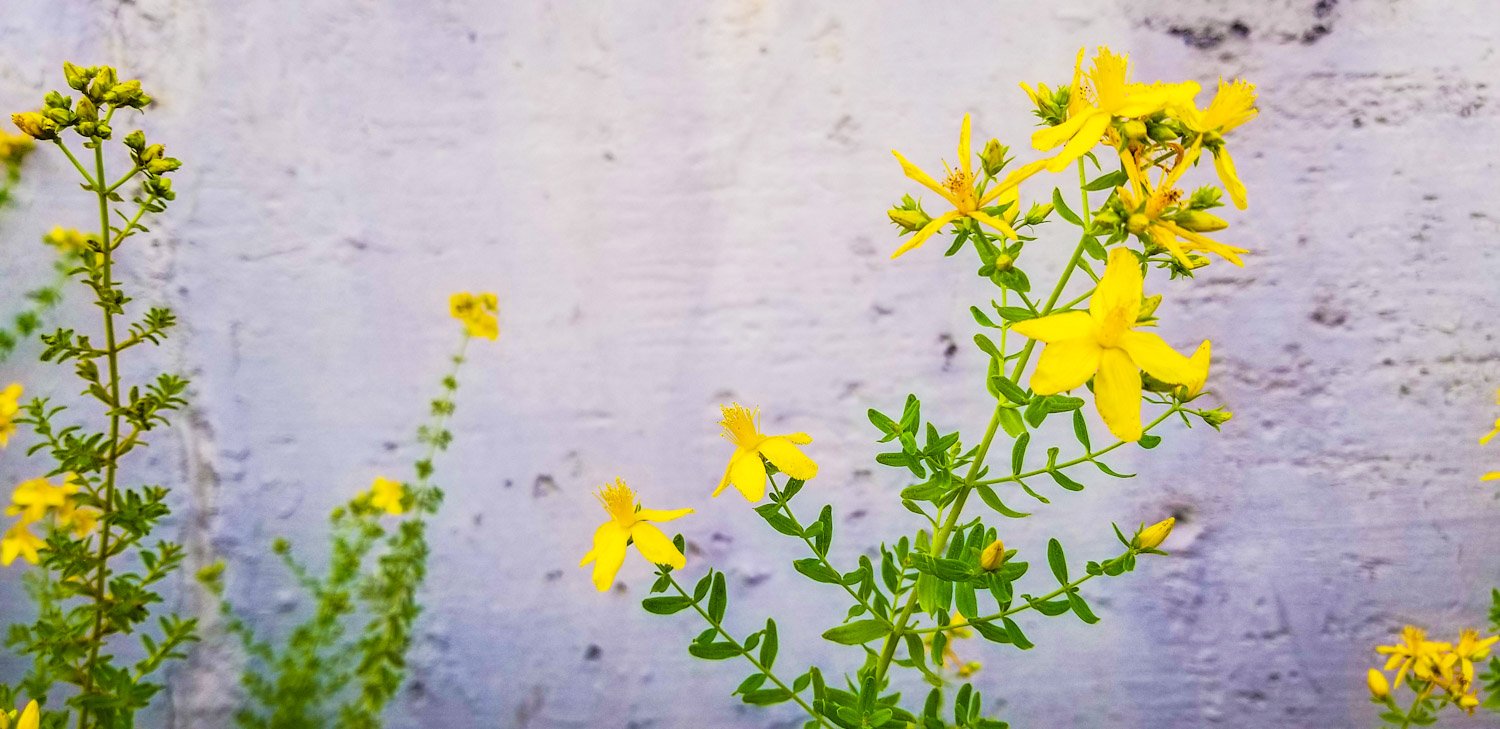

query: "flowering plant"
left=587, top=46, right=1254, bottom=727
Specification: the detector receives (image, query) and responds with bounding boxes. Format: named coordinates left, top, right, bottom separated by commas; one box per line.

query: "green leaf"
left=641, top=596, right=692, bottom=615
left=1042, top=395, right=1084, bottom=412
left=688, top=641, right=742, bottom=660
left=955, top=582, right=978, bottom=619
left=1010, top=433, right=1029, bottom=475
left=975, top=484, right=1030, bottom=518
left=1047, top=539, right=1068, bottom=584
left=793, top=558, right=843, bottom=585
left=970, top=306, right=1000, bottom=328
left=1092, top=460, right=1135, bottom=479
left=993, top=378, right=1028, bottom=406
left=1083, top=169, right=1128, bottom=191
left=761, top=511, right=802, bottom=537
left=1138, top=433, right=1162, bottom=449
left=973, top=333, right=1000, bottom=359
left=1051, top=188, right=1082, bottom=226
left=971, top=620, right=1011, bottom=644
left=1048, top=469, right=1085, bottom=492
left=708, top=572, right=728, bottom=622
left=1080, top=234, right=1107, bottom=260
left=994, top=306, right=1035, bottom=322
left=735, top=673, right=767, bottom=694
left=1071, top=410, right=1090, bottom=450
left=998, top=407, right=1026, bottom=438
left=868, top=409, right=898, bottom=437
left=1067, top=592, right=1100, bottom=624
left=760, top=619, right=779, bottom=667
left=821, top=619, right=891, bottom=645
left=1002, top=617, right=1034, bottom=649
left=741, top=688, right=792, bottom=705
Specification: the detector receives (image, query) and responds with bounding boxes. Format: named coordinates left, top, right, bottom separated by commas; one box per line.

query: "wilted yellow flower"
left=369, top=476, right=405, bottom=516
left=979, top=539, right=1006, bottom=571
left=1136, top=517, right=1175, bottom=549
left=1116, top=167, right=1247, bottom=268
left=580, top=479, right=692, bottom=592
left=1032, top=47, right=1198, bottom=173
left=0, top=383, right=21, bottom=448
left=0, top=700, right=40, bottom=729
left=1377, top=626, right=1452, bottom=688
left=10, top=112, right=56, bottom=141
left=1, top=521, right=44, bottom=566
left=1010, top=249, right=1205, bottom=441
left=714, top=403, right=818, bottom=502
left=449, top=292, right=499, bottom=340
left=1172, top=79, right=1258, bottom=209
left=889, top=114, right=1046, bottom=258
left=1365, top=668, right=1389, bottom=699
left=42, top=227, right=89, bottom=256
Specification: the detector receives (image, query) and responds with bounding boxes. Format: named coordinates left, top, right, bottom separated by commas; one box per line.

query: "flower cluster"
left=1, top=475, right=98, bottom=566
left=0, top=383, right=20, bottom=448
left=449, top=291, right=500, bottom=340
left=1369, top=626, right=1498, bottom=719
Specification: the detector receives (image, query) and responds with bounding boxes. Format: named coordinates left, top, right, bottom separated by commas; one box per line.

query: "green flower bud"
left=1121, top=119, right=1148, bottom=142
left=140, top=143, right=164, bottom=163
left=1023, top=202, right=1054, bottom=226
left=104, top=79, right=149, bottom=108
left=124, top=130, right=146, bottom=151
left=144, top=176, right=175, bottom=200
left=11, top=112, right=57, bottom=141
left=1093, top=208, right=1120, bottom=227
left=271, top=537, right=290, bottom=554
left=980, top=138, right=1007, bottom=177
left=1126, top=212, right=1150, bottom=235
left=43, top=90, right=71, bottom=110
left=75, top=97, right=98, bottom=123
left=86, top=66, right=117, bottom=102
left=992, top=253, right=1014, bottom=272
left=1174, top=210, right=1229, bottom=233
left=63, top=61, right=92, bottom=91
left=1147, top=122, right=1179, bottom=142
left=1201, top=407, right=1233, bottom=427
left=43, top=107, right=75, bottom=126
left=888, top=207, right=931, bottom=234
left=145, top=156, right=181, bottom=175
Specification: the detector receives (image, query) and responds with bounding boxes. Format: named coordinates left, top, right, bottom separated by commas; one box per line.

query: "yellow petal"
left=18, top=700, right=38, bottom=729
left=1095, top=348, right=1143, bottom=441
left=631, top=522, right=686, bottom=569
left=1482, top=472, right=1500, bottom=482
left=1010, top=310, right=1095, bottom=343
left=968, top=209, right=1018, bottom=240
left=1183, top=340, right=1211, bottom=397
left=783, top=432, right=813, bottom=445
left=727, top=451, right=768, bottom=501
left=713, top=449, right=748, bottom=497
left=957, top=114, right=972, bottom=177
left=585, top=520, right=630, bottom=591
left=1164, top=222, right=1248, bottom=266
left=1046, top=112, right=1111, bottom=172
left=637, top=507, right=693, bottom=523
left=1212, top=147, right=1247, bottom=210
left=1149, top=224, right=1194, bottom=268
left=758, top=436, right=818, bottom=481
left=1030, top=108, right=1095, bottom=151
left=1090, top=249, right=1143, bottom=323
left=1118, top=331, right=1198, bottom=385
left=891, top=210, right=961, bottom=259
left=978, top=159, right=1049, bottom=207
left=1030, top=338, right=1102, bottom=394
left=892, top=150, right=958, bottom=207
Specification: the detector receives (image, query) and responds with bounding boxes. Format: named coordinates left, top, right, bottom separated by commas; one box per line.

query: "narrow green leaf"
left=998, top=407, right=1026, bottom=438
left=1002, top=617, right=1034, bottom=649
left=641, top=596, right=692, bottom=615
left=1071, top=410, right=1090, bottom=450
left=993, top=378, right=1028, bottom=406
left=1047, top=539, right=1068, bottom=584
left=742, top=689, right=792, bottom=705
left=1048, top=469, right=1085, bottom=492
left=1011, top=433, right=1029, bottom=475
left=708, top=572, right=728, bottom=622
left=1067, top=592, right=1100, bottom=624
left=688, top=641, right=742, bottom=660
left=760, top=619, right=779, bottom=667
left=1083, top=169, right=1128, bottom=191
left=793, top=558, right=842, bottom=585
left=1051, top=188, right=1082, bottom=226
left=975, top=485, right=1031, bottom=518
left=821, top=619, right=891, bottom=645
left=970, top=306, right=999, bottom=328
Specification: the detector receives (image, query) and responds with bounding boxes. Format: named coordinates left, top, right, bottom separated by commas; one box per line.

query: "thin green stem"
left=909, top=549, right=1136, bottom=634
left=53, top=139, right=96, bottom=188
left=103, top=165, right=142, bottom=195
left=973, top=405, right=1181, bottom=488
left=666, top=574, right=829, bottom=728
left=1397, top=684, right=1434, bottom=729
left=769, top=477, right=889, bottom=627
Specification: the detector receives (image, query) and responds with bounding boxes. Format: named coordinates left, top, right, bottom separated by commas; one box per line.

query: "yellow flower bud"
left=1136, top=517, right=1174, bottom=550
left=1201, top=407, right=1233, bottom=427
left=888, top=207, right=931, bottom=233
left=1366, top=668, right=1390, bottom=700
left=1174, top=210, right=1229, bottom=233
left=979, top=539, right=1006, bottom=571
left=980, top=138, right=1007, bottom=178
left=1126, top=213, right=1150, bottom=235
left=11, top=112, right=57, bottom=141
left=1121, top=119, right=1148, bottom=142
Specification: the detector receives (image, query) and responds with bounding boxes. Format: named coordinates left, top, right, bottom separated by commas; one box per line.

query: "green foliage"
left=205, top=337, right=475, bottom=729
left=0, top=62, right=194, bottom=727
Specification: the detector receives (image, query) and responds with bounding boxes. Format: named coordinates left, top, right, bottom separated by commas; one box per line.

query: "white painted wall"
left=1, top=1, right=1498, bottom=726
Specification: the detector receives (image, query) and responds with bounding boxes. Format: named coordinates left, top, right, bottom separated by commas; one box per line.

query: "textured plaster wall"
left=1, top=1, right=1498, bottom=727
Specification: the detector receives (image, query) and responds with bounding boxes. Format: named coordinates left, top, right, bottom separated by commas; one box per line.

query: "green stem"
left=103, top=165, right=142, bottom=195
left=973, top=405, right=1180, bottom=488
left=872, top=160, right=1099, bottom=683
left=909, top=549, right=1136, bottom=634
left=79, top=137, right=124, bottom=729
left=666, top=574, right=829, bottom=728
left=53, top=139, right=96, bottom=188
left=1397, top=684, right=1434, bottom=729
left=769, top=477, right=889, bottom=627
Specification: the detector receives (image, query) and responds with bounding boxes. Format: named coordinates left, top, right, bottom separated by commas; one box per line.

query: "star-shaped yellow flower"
left=714, top=404, right=818, bottom=501
left=1032, top=47, right=1198, bottom=173
left=1010, top=248, right=1205, bottom=441
left=1, top=520, right=44, bottom=566
left=0, top=383, right=22, bottom=448
left=1172, top=79, right=1258, bottom=209
left=6, top=476, right=74, bottom=523
left=1452, top=629, right=1499, bottom=686
left=889, top=115, right=1046, bottom=259
left=1116, top=174, right=1248, bottom=268
left=1377, top=625, right=1452, bottom=688
left=369, top=476, right=405, bottom=516
left=580, top=479, right=692, bottom=592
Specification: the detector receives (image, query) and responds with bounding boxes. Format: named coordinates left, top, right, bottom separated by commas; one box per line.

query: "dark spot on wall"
left=1310, top=305, right=1347, bottom=328
left=584, top=644, right=602, bottom=661
left=533, top=474, right=559, bottom=498
left=545, top=569, right=562, bottom=581
left=938, top=333, right=958, bottom=370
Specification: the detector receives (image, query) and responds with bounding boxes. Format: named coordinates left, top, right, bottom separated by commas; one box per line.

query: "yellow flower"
left=1, top=520, right=44, bottom=566
left=0, top=130, right=34, bottom=167
left=0, top=383, right=22, bottom=448
left=55, top=499, right=99, bottom=538
left=1366, top=668, right=1390, bottom=699
left=1181, top=341, right=1212, bottom=399
left=1032, top=47, right=1198, bottom=173
left=1172, top=79, right=1258, bottom=209
left=1377, top=626, right=1452, bottom=688
left=6, top=476, right=74, bottom=523
left=1116, top=167, right=1248, bottom=268
left=0, top=700, right=40, bottom=729
left=579, top=479, right=692, bottom=592
left=713, top=404, right=818, bottom=502
left=1136, top=517, right=1175, bottom=549
left=369, top=476, right=405, bottom=516
left=889, top=114, right=1047, bottom=258
left=449, top=292, right=499, bottom=340
left=1451, top=629, right=1499, bottom=686
left=42, top=227, right=89, bottom=256
left=979, top=539, right=1006, bottom=571
left=1010, top=249, right=1205, bottom=441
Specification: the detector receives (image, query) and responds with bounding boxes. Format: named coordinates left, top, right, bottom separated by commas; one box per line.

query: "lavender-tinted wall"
left=1, top=1, right=1498, bottom=726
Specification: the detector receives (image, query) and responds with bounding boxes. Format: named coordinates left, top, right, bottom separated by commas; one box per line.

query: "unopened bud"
left=980, top=138, right=1007, bottom=177
left=1093, top=209, right=1120, bottom=227
left=1147, top=122, right=1179, bottom=142
left=1023, top=202, right=1054, bottom=226
left=271, top=537, right=290, bottom=554
left=146, top=156, right=181, bottom=175
left=1136, top=294, right=1162, bottom=321
left=992, top=254, right=1014, bottom=272
left=1201, top=407, right=1233, bottom=427
left=888, top=207, right=931, bottom=233
left=11, top=112, right=57, bottom=141
left=43, top=91, right=71, bottom=110
left=75, top=97, right=98, bottom=123
left=124, top=130, right=146, bottom=151
left=1366, top=669, right=1390, bottom=700
left=979, top=539, right=1006, bottom=571
left=63, top=62, right=92, bottom=91
left=1126, top=213, right=1150, bottom=235
left=103, top=79, right=146, bottom=107
left=1121, top=119, right=1148, bottom=142
left=1135, top=517, right=1174, bottom=550
left=140, top=143, right=164, bottom=163
left=43, top=107, right=75, bottom=126
left=1174, top=210, right=1229, bottom=233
